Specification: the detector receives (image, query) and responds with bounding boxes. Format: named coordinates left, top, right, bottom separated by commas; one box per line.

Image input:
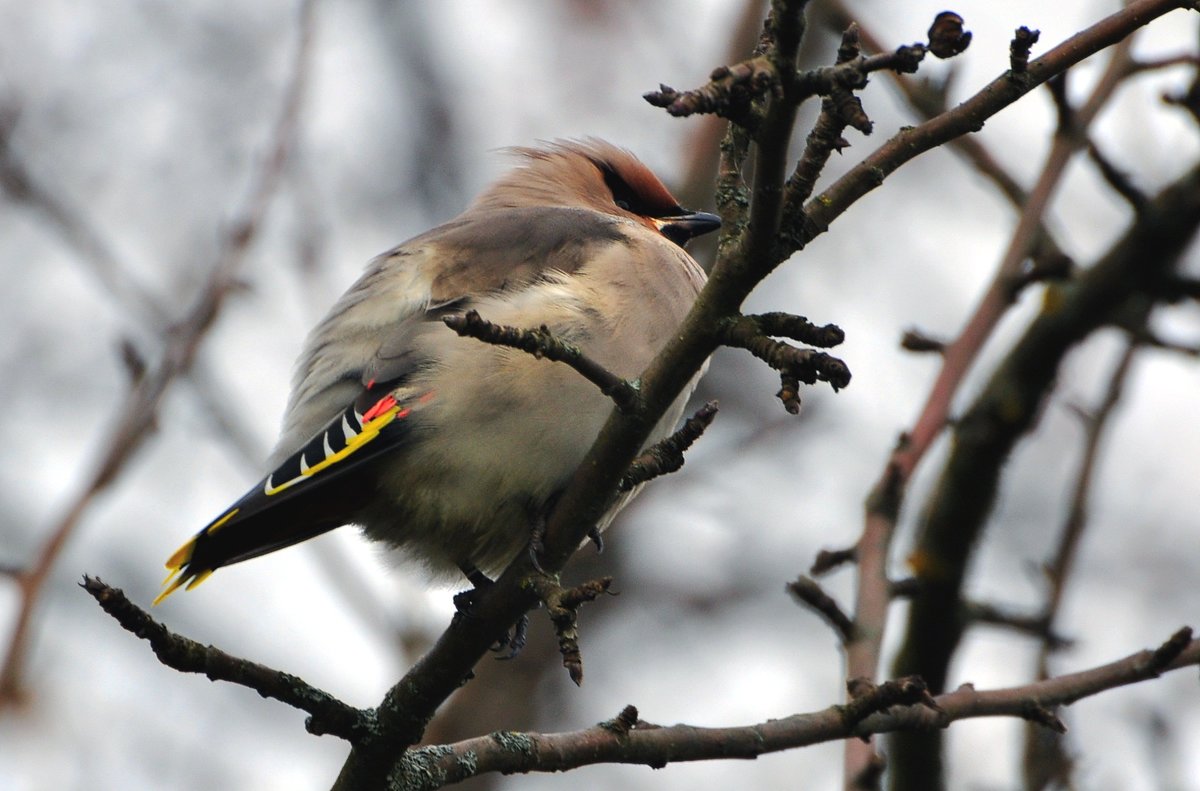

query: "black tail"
left=155, top=389, right=419, bottom=603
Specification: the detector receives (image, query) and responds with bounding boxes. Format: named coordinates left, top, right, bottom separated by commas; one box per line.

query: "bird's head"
left=471, top=139, right=721, bottom=248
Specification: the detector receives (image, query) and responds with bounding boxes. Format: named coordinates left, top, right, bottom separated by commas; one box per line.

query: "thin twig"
left=442, top=309, right=639, bottom=410
left=619, top=401, right=719, bottom=492
left=1023, top=339, right=1140, bottom=787
left=82, top=576, right=371, bottom=740
left=524, top=575, right=614, bottom=686
left=963, top=600, right=1070, bottom=648
left=1087, top=139, right=1148, bottom=209
left=788, top=576, right=856, bottom=643
left=719, top=312, right=851, bottom=412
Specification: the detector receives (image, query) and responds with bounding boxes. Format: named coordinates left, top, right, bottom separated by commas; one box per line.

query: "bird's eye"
left=603, top=167, right=644, bottom=215
left=601, top=163, right=677, bottom=218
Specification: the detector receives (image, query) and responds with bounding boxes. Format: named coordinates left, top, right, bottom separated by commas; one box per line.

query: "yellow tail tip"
left=153, top=566, right=215, bottom=606
left=155, top=508, right=236, bottom=605
left=154, top=537, right=202, bottom=606
left=185, top=569, right=214, bottom=591
left=152, top=573, right=188, bottom=606
left=165, top=539, right=196, bottom=571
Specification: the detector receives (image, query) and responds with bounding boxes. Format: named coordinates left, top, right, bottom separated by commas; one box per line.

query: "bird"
left=155, top=139, right=720, bottom=605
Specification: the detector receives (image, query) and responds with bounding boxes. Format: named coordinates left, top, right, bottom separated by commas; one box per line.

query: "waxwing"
left=156, top=139, right=720, bottom=603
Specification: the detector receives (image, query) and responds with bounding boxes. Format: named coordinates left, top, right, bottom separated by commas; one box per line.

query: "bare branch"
left=645, top=57, right=778, bottom=127
left=82, top=576, right=371, bottom=741
left=788, top=576, right=856, bottom=643
left=720, top=312, right=851, bottom=413
left=619, top=401, right=719, bottom=492
left=817, top=2, right=1069, bottom=272
left=396, top=631, right=1200, bottom=783
left=1087, top=139, right=1148, bottom=209
left=900, top=329, right=947, bottom=354
left=843, top=23, right=1149, bottom=768
left=890, top=158, right=1200, bottom=790
left=963, top=601, right=1071, bottom=649
left=811, top=545, right=858, bottom=575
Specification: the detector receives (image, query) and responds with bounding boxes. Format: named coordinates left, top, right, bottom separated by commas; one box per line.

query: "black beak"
left=653, top=209, right=722, bottom=247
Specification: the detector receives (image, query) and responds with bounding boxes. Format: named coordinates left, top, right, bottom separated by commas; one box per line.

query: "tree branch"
left=1023, top=339, right=1140, bottom=789
left=889, top=157, right=1200, bottom=791
left=394, top=630, right=1198, bottom=784
left=840, top=12, right=1155, bottom=782
left=619, top=401, right=719, bottom=492
left=443, top=309, right=639, bottom=411
left=82, top=577, right=371, bottom=741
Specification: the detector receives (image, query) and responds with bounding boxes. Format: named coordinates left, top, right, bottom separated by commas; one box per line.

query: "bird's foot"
left=452, top=565, right=494, bottom=615
left=453, top=564, right=533, bottom=659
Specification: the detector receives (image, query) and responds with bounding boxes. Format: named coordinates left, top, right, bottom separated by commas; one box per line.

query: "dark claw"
left=526, top=492, right=565, bottom=573
left=528, top=518, right=547, bottom=573
left=587, top=526, right=604, bottom=553
left=495, top=614, right=530, bottom=660
left=527, top=542, right=546, bottom=574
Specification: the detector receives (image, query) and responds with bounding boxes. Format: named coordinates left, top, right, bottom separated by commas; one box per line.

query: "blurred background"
left=1, top=1, right=1198, bottom=789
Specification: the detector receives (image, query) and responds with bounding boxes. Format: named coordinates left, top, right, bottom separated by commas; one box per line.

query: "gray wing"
left=270, top=206, right=629, bottom=464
